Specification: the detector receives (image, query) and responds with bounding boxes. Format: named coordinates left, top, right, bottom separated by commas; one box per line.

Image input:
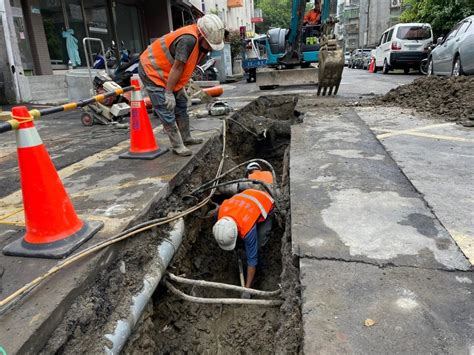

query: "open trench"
left=40, top=95, right=302, bottom=354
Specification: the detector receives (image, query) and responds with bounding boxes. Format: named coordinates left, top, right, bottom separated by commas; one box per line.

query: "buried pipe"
left=103, top=218, right=185, bottom=355
left=166, top=272, right=281, bottom=297
left=165, top=281, right=283, bottom=307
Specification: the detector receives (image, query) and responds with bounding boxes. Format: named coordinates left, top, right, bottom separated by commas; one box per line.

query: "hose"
left=165, top=281, right=283, bottom=307
left=0, top=120, right=227, bottom=311
left=189, top=158, right=277, bottom=195
left=166, top=272, right=281, bottom=297
left=192, top=178, right=275, bottom=199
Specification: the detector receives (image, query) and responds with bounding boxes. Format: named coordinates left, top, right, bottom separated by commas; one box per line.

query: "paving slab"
left=300, top=258, right=474, bottom=355
left=290, top=108, right=470, bottom=271
left=0, top=116, right=222, bottom=354
left=356, top=107, right=474, bottom=264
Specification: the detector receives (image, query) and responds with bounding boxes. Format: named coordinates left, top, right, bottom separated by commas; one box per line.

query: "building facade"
left=200, top=0, right=255, bottom=32
left=0, top=0, right=203, bottom=103
left=337, top=0, right=401, bottom=51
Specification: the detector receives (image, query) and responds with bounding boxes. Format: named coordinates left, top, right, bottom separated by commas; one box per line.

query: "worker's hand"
left=164, top=90, right=176, bottom=111
left=241, top=291, right=251, bottom=299
left=177, top=88, right=191, bottom=108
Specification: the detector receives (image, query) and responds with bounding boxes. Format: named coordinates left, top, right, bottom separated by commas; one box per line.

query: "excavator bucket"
left=317, top=42, right=344, bottom=96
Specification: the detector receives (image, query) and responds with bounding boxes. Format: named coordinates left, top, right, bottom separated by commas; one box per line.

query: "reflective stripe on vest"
left=236, top=193, right=268, bottom=219
left=160, top=37, right=175, bottom=65
left=16, top=127, right=43, bottom=148
left=147, top=46, right=165, bottom=80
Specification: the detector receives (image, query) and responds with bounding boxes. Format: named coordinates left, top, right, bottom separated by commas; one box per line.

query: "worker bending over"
left=139, top=14, right=225, bottom=156
left=213, top=162, right=275, bottom=293
left=304, top=1, right=321, bottom=25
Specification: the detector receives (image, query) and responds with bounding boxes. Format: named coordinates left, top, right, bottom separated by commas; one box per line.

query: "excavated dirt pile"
left=374, top=76, right=474, bottom=126
left=40, top=95, right=303, bottom=354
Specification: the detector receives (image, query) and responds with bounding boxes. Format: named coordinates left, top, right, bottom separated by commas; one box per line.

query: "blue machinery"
left=257, top=0, right=344, bottom=95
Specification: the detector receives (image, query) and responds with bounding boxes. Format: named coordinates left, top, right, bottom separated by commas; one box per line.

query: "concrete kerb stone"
left=0, top=120, right=222, bottom=355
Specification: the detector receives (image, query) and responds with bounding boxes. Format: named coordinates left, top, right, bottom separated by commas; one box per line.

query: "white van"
left=374, top=23, right=433, bottom=74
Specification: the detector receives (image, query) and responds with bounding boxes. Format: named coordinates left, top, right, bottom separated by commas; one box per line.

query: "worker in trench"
left=138, top=14, right=225, bottom=156
left=212, top=162, right=275, bottom=298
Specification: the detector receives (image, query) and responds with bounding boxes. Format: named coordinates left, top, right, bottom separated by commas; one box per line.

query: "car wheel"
left=451, top=56, right=464, bottom=76
left=427, top=58, right=434, bottom=76
left=404, top=68, right=410, bottom=74
left=382, top=59, right=390, bottom=74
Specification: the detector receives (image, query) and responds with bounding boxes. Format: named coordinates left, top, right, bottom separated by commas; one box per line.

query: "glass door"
left=115, top=3, right=143, bottom=55
left=39, top=0, right=68, bottom=67
left=65, top=0, right=87, bottom=66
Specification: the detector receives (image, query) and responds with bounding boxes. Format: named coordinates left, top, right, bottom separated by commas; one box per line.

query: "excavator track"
left=317, top=38, right=344, bottom=96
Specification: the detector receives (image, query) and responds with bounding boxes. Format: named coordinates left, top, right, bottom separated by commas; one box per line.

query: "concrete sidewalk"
left=290, top=107, right=472, bottom=353
left=0, top=113, right=221, bottom=354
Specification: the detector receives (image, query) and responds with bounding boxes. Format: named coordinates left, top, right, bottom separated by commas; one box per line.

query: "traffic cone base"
left=121, top=76, right=168, bottom=160
left=3, top=220, right=103, bottom=259
left=119, top=146, right=169, bottom=160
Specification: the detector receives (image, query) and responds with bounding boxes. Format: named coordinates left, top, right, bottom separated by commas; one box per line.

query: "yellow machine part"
left=317, top=40, right=345, bottom=96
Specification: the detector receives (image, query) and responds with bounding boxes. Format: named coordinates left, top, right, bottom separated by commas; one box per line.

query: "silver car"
left=429, top=15, right=474, bottom=76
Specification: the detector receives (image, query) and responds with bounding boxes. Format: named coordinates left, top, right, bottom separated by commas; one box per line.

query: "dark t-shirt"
left=169, top=34, right=197, bottom=63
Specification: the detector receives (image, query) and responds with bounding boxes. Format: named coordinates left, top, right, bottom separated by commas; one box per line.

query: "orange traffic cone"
left=368, top=57, right=375, bottom=73
left=3, top=106, right=103, bottom=258
left=120, top=76, right=168, bottom=159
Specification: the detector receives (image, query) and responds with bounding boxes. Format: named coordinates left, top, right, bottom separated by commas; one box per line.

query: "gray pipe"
left=103, top=218, right=185, bottom=354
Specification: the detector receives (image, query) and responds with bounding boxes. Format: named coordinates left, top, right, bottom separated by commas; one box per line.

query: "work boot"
left=164, top=122, right=192, bottom=156
left=177, top=117, right=203, bottom=145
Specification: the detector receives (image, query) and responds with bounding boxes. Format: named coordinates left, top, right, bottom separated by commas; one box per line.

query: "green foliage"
left=255, top=0, right=292, bottom=33
left=228, top=30, right=244, bottom=59
left=400, top=0, right=474, bottom=37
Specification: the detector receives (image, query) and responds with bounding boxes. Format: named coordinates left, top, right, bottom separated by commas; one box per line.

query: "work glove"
left=164, top=90, right=176, bottom=111
left=241, top=291, right=251, bottom=299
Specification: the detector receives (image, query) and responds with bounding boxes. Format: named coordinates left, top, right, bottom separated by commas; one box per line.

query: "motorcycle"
left=93, top=41, right=139, bottom=87
left=192, top=54, right=218, bottom=81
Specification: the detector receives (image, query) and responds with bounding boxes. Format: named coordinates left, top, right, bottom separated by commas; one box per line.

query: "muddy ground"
left=374, top=76, right=474, bottom=127
left=40, top=95, right=303, bottom=354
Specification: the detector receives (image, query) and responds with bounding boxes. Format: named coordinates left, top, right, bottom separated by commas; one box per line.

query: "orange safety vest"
left=304, top=9, right=321, bottom=25
left=248, top=170, right=274, bottom=184
left=218, top=189, right=274, bottom=238
left=140, top=24, right=201, bottom=92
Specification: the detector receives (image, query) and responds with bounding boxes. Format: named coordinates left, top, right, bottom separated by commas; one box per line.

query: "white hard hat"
left=197, top=14, right=225, bottom=51
left=213, top=217, right=238, bottom=251
left=246, top=162, right=262, bottom=173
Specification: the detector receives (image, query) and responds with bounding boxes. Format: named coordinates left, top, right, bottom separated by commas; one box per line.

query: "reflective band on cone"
left=119, top=76, right=168, bottom=160
left=2, top=106, right=103, bottom=259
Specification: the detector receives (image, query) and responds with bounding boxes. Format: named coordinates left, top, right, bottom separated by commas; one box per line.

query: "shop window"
left=115, top=3, right=143, bottom=54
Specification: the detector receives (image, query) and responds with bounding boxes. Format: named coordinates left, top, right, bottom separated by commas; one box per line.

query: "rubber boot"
left=177, top=117, right=203, bottom=145
left=164, top=122, right=192, bottom=156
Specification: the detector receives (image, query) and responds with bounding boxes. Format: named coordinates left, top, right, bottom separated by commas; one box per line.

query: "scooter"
left=192, top=54, right=218, bottom=81
left=82, top=37, right=131, bottom=126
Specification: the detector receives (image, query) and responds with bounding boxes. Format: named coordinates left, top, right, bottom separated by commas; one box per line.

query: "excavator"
left=257, top=0, right=344, bottom=95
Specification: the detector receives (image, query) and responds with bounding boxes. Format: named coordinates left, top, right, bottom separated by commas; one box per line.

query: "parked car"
left=428, top=15, right=474, bottom=76
left=374, top=23, right=433, bottom=74
left=354, top=49, right=373, bottom=69
left=344, top=51, right=350, bottom=66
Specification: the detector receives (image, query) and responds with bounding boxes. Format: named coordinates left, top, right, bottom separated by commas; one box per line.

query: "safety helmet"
left=246, top=162, right=262, bottom=174
left=212, top=217, right=238, bottom=251
left=197, top=14, right=225, bottom=51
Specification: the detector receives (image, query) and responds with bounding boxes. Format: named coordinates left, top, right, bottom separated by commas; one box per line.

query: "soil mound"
left=376, top=76, right=474, bottom=126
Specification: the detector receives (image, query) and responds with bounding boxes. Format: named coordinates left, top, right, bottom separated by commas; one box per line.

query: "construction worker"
left=246, top=162, right=274, bottom=185
left=138, top=14, right=225, bottom=156
left=304, top=1, right=321, bottom=25
left=213, top=188, right=274, bottom=294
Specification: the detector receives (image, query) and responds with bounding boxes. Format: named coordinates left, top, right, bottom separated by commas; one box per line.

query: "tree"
left=255, top=0, right=292, bottom=33
left=400, top=0, right=474, bottom=38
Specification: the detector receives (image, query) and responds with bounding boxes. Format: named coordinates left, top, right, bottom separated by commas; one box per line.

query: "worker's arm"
left=243, top=224, right=259, bottom=288
left=165, top=60, right=185, bottom=92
